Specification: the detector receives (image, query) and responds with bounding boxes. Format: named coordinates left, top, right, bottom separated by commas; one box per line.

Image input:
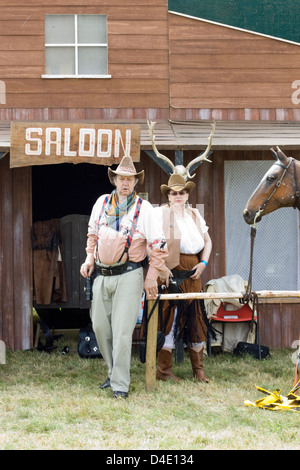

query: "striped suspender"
left=125, top=197, right=142, bottom=249
left=99, top=195, right=109, bottom=221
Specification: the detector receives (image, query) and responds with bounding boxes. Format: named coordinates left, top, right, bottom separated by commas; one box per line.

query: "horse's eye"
left=267, top=174, right=277, bottom=182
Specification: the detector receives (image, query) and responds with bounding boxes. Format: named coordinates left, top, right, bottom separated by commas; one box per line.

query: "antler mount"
left=147, top=120, right=216, bottom=181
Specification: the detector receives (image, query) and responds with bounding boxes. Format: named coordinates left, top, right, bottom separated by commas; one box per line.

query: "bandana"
left=104, top=189, right=137, bottom=231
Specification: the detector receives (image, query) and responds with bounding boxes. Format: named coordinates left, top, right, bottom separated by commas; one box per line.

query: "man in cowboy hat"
left=80, top=155, right=168, bottom=398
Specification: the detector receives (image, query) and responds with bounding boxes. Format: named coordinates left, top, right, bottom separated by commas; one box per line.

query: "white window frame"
left=42, top=14, right=111, bottom=79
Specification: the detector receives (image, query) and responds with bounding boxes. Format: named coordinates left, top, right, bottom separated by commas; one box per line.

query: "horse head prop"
left=147, top=120, right=216, bottom=180
left=243, top=147, right=300, bottom=225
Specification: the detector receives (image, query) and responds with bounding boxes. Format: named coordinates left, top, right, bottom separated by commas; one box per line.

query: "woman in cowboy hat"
left=155, top=173, right=212, bottom=382
left=80, top=155, right=168, bottom=398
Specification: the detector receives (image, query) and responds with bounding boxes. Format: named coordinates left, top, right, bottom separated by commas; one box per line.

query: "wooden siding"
left=0, top=154, right=32, bottom=351
left=169, top=13, right=300, bottom=121
left=2, top=3, right=300, bottom=121
left=0, top=0, right=169, bottom=120
left=259, top=302, right=299, bottom=349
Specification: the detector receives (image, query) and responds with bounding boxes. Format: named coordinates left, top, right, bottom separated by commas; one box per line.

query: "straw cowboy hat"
left=108, top=155, right=144, bottom=185
left=160, top=174, right=195, bottom=198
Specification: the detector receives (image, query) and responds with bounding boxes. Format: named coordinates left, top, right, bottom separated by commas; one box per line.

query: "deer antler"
left=147, top=120, right=216, bottom=180
left=147, top=120, right=176, bottom=175
left=185, top=121, right=216, bottom=179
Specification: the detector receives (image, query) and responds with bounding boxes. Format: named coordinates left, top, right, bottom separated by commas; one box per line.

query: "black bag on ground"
left=77, top=324, right=102, bottom=359
left=233, top=341, right=270, bottom=359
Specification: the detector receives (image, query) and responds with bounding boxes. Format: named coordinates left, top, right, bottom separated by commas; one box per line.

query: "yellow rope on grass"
left=245, top=380, right=300, bottom=411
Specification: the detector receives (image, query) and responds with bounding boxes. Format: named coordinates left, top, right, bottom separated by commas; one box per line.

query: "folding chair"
left=207, top=302, right=258, bottom=357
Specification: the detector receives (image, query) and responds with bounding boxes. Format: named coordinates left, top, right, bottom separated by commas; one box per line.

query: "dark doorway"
left=32, top=163, right=114, bottom=328
left=32, top=163, right=113, bottom=222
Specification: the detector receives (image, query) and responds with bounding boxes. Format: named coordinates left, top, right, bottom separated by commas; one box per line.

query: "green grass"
left=0, top=334, right=299, bottom=450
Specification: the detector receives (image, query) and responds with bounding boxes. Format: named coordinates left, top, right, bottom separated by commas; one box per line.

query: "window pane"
left=45, top=47, right=75, bottom=75
left=78, top=15, right=107, bottom=44
left=45, top=15, right=75, bottom=44
left=78, top=47, right=107, bottom=75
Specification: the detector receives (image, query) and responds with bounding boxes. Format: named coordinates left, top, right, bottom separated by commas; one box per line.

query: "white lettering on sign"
left=64, top=128, right=77, bottom=157
left=25, top=127, right=43, bottom=155
left=45, top=128, right=61, bottom=155
left=114, top=129, right=131, bottom=158
left=24, top=127, right=133, bottom=158
left=79, top=128, right=95, bottom=157
left=97, top=129, right=112, bottom=157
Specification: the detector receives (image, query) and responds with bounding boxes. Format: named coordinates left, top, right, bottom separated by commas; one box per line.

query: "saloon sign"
left=10, top=122, right=141, bottom=168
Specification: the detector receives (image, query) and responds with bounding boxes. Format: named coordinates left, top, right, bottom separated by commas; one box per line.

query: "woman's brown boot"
left=156, top=348, right=180, bottom=382
left=188, top=348, right=209, bottom=383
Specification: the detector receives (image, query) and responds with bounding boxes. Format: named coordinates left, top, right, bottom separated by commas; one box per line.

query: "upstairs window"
left=44, top=14, right=110, bottom=78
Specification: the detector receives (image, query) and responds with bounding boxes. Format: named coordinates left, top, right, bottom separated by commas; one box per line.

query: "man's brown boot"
left=188, top=348, right=209, bottom=383
left=156, top=348, right=180, bottom=382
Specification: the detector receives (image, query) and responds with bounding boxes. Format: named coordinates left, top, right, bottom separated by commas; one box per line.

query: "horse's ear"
left=270, top=147, right=278, bottom=160
left=275, top=146, right=289, bottom=164
left=270, top=146, right=289, bottom=164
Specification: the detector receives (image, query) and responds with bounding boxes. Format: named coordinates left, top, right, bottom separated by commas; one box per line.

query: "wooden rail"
left=145, top=291, right=300, bottom=391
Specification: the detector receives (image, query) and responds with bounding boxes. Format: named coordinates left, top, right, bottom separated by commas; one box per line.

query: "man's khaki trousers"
left=91, top=267, right=144, bottom=393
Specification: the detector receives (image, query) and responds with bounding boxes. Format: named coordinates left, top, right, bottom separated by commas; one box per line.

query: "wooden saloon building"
left=0, top=0, right=300, bottom=351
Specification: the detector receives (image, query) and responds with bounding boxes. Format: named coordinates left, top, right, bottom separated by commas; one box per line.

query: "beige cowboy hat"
left=108, top=155, right=144, bottom=185
left=160, top=174, right=195, bottom=198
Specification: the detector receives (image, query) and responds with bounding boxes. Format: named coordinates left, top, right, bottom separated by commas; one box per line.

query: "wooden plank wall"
left=260, top=302, right=299, bottom=349
left=2, top=2, right=300, bottom=122
left=0, top=0, right=169, bottom=121
left=0, top=154, right=32, bottom=351
left=169, top=12, right=300, bottom=121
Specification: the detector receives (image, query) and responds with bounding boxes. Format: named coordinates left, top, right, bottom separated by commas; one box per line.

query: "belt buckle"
left=101, top=267, right=109, bottom=276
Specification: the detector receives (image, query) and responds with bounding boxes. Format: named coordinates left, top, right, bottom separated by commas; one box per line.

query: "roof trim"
left=169, top=10, right=300, bottom=47
left=2, top=120, right=300, bottom=153
left=143, top=120, right=300, bottom=150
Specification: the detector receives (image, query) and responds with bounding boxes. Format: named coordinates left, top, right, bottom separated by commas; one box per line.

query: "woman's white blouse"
left=155, top=206, right=208, bottom=255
